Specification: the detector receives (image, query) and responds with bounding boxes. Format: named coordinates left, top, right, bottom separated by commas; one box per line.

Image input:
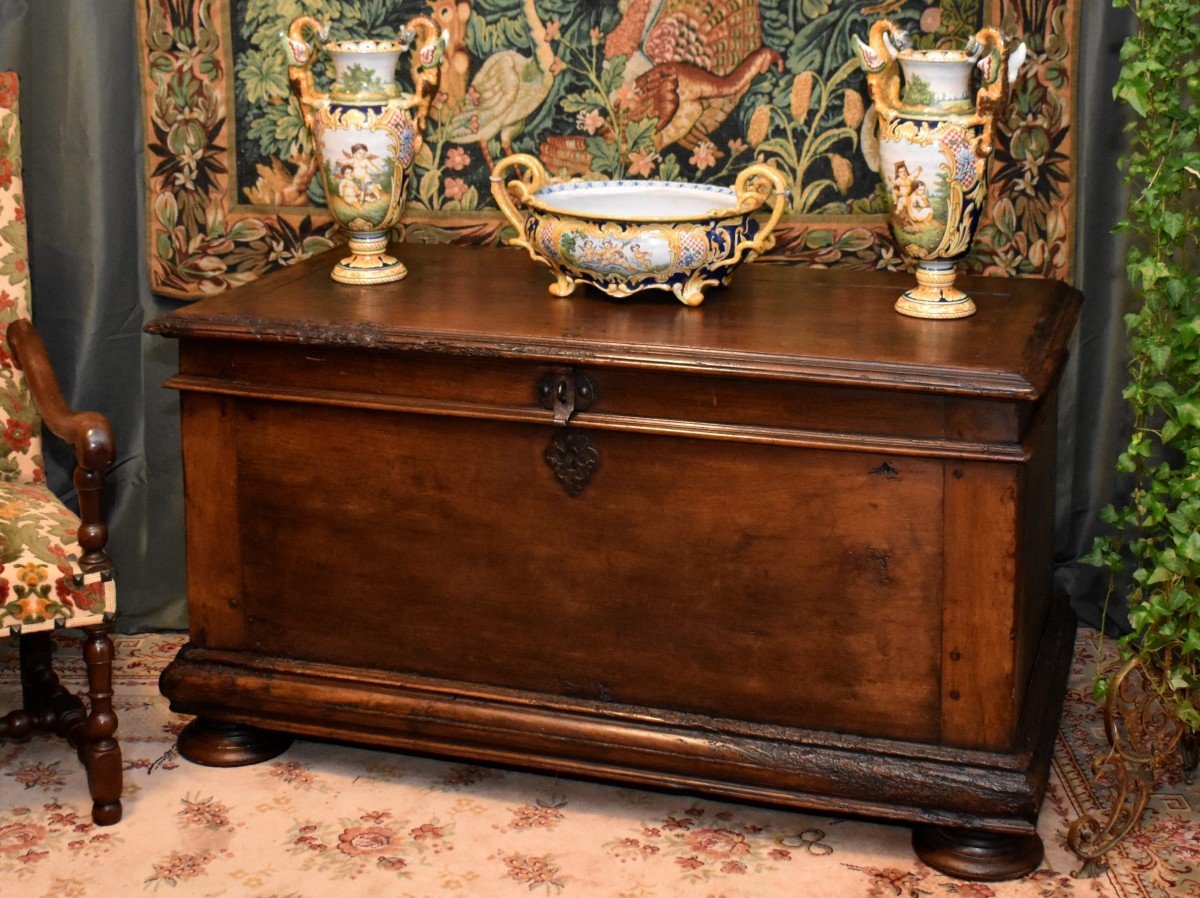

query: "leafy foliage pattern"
left=0, top=73, right=43, bottom=484
left=1084, top=0, right=1200, bottom=731
left=138, top=0, right=1079, bottom=297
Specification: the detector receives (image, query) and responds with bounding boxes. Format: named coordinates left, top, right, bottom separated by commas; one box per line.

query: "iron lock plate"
left=536, top=369, right=597, bottom=425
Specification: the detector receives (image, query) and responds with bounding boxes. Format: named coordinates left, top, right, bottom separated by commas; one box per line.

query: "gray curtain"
left=1056, top=3, right=1137, bottom=633
left=0, top=0, right=1137, bottom=633
left=0, top=0, right=185, bottom=631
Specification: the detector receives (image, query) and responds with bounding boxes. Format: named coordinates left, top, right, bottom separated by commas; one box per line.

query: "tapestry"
left=137, top=1, right=1079, bottom=298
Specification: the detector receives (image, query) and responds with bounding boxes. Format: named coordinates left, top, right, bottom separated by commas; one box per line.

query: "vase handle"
left=284, top=17, right=328, bottom=130
left=732, top=164, right=790, bottom=260
left=490, top=154, right=549, bottom=251
left=854, top=19, right=907, bottom=118
left=402, top=16, right=445, bottom=133
left=970, top=27, right=1026, bottom=158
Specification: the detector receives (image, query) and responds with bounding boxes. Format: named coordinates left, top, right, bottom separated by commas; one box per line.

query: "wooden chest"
left=147, top=243, right=1080, bottom=880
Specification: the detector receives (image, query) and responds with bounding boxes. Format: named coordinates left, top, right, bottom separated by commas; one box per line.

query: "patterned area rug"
left=0, top=631, right=1195, bottom=897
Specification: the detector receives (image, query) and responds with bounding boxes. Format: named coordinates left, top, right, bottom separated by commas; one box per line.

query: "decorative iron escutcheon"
left=544, top=431, right=600, bottom=497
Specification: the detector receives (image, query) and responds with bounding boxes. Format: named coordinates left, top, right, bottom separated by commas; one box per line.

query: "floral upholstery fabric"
left=0, top=480, right=113, bottom=635
left=0, top=72, right=42, bottom=484
left=0, top=73, right=113, bottom=636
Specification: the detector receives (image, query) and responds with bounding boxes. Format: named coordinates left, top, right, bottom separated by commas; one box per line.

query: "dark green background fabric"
left=0, top=0, right=1135, bottom=633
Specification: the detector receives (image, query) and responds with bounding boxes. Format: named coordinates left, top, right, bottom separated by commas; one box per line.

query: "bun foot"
left=177, top=717, right=293, bottom=767
left=91, top=801, right=122, bottom=826
left=913, top=826, right=1044, bottom=881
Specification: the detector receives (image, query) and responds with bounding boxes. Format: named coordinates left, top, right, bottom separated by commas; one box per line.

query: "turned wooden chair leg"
left=81, top=624, right=122, bottom=825
left=19, top=632, right=54, bottom=723
left=0, top=634, right=49, bottom=742
left=18, top=631, right=86, bottom=740
left=0, top=707, right=33, bottom=741
left=0, top=633, right=53, bottom=741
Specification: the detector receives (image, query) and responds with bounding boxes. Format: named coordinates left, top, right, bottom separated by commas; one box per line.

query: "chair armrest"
left=7, top=319, right=114, bottom=472
left=7, top=319, right=114, bottom=571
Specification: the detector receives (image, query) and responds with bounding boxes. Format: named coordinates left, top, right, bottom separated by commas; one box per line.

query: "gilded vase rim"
left=323, top=38, right=408, bottom=54
left=895, top=48, right=975, bottom=64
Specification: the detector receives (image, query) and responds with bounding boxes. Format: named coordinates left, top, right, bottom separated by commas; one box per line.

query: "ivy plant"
left=1084, top=0, right=1200, bottom=728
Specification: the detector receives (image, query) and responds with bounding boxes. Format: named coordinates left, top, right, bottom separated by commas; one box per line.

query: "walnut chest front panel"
left=224, top=393, right=946, bottom=743
left=151, top=243, right=1081, bottom=835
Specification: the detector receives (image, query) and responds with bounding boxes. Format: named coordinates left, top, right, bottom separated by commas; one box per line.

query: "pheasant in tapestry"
left=608, top=0, right=781, bottom=153
left=444, top=0, right=558, bottom=168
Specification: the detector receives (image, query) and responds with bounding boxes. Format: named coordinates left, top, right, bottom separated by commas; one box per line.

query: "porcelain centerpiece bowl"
left=491, top=155, right=788, bottom=306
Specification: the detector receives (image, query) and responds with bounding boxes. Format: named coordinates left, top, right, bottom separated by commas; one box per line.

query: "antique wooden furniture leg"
left=914, top=827, right=1044, bottom=881
left=176, top=717, right=293, bottom=767
left=0, top=637, right=38, bottom=739
left=81, top=624, right=122, bottom=824
left=20, top=632, right=55, bottom=726
left=21, top=632, right=88, bottom=744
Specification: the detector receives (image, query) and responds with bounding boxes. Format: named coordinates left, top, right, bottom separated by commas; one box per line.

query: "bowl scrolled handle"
left=733, top=163, right=790, bottom=261
left=490, top=154, right=549, bottom=252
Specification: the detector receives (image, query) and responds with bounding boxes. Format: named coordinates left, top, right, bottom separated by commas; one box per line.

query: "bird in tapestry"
left=607, top=0, right=783, bottom=153
left=444, top=0, right=558, bottom=169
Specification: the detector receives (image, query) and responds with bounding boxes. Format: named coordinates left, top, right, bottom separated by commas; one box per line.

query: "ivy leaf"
left=1162, top=211, right=1186, bottom=238
left=1178, top=706, right=1200, bottom=730
left=1184, top=630, right=1200, bottom=656
left=1146, top=565, right=1172, bottom=585
left=1175, top=318, right=1200, bottom=348
left=1146, top=343, right=1171, bottom=371
left=1175, top=402, right=1200, bottom=428
left=1115, top=75, right=1151, bottom=115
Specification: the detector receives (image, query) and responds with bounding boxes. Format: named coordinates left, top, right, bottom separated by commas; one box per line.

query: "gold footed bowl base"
left=548, top=273, right=577, bottom=297
left=331, top=234, right=408, bottom=286
left=895, top=265, right=976, bottom=320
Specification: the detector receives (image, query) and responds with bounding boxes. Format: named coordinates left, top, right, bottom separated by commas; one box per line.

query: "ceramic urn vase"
left=855, top=21, right=1026, bottom=319
left=285, top=16, right=443, bottom=285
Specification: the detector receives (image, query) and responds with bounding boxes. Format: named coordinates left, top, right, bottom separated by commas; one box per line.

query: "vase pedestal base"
left=332, top=233, right=408, bottom=286
left=333, top=256, right=407, bottom=286
left=895, top=265, right=976, bottom=320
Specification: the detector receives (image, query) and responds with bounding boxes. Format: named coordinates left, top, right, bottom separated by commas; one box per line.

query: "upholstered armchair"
left=0, top=72, right=121, bottom=824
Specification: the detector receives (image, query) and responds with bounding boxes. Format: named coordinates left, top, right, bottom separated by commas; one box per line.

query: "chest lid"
left=146, top=243, right=1080, bottom=402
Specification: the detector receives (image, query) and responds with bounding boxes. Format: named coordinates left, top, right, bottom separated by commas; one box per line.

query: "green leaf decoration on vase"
left=335, top=63, right=393, bottom=98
